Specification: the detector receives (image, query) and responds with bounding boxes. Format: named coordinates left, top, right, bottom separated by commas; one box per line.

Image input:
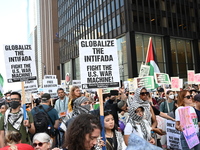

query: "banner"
left=139, top=65, right=150, bottom=77
left=134, top=76, right=154, bottom=89
left=188, top=70, right=195, bottom=84
left=79, top=39, right=120, bottom=89
left=154, top=73, right=171, bottom=84
left=166, top=120, right=182, bottom=150
left=3, top=44, right=37, bottom=83
left=179, top=107, right=199, bottom=149
left=171, top=77, right=180, bottom=91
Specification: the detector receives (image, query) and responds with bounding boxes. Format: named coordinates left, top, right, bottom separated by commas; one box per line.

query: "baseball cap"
left=41, top=93, right=51, bottom=101
left=194, top=94, right=200, bottom=102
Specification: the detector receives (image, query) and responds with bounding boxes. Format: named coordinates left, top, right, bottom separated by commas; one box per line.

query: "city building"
left=58, top=0, right=200, bottom=83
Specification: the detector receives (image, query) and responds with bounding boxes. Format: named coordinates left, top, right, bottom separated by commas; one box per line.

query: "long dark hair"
left=64, top=114, right=102, bottom=150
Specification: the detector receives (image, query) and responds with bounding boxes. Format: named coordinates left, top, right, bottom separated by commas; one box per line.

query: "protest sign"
left=154, top=73, right=171, bottom=84
left=24, top=80, right=38, bottom=93
left=188, top=70, right=195, bottom=84
left=179, top=79, right=183, bottom=89
left=166, top=120, right=182, bottom=150
left=72, top=80, right=82, bottom=89
left=3, top=44, right=37, bottom=83
left=171, top=77, right=180, bottom=91
left=134, top=76, right=154, bottom=89
left=60, top=80, right=66, bottom=90
left=79, top=39, right=120, bottom=89
left=127, top=78, right=135, bottom=92
left=194, top=74, right=200, bottom=84
left=43, top=75, right=58, bottom=97
left=139, top=65, right=150, bottom=77
left=156, top=116, right=166, bottom=146
left=179, top=107, right=199, bottom=149
left=25, top=92, right=32, bottom=103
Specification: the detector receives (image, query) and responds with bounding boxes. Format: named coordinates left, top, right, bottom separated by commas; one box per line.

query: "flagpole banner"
left=139, top=65, right=150, bottom=77
left=194, top=74, right=200, bottom=84
left=79, top=39, right=120, bottom=89
left=188, top=70, right=195, bottom=84
left=134, top=76, right=154, bottom=89
left=171, top=77, right=180, bottom=91
left=154, top=73, right=171, bottom=84
left=0, top=74, right=4, bottom=97
left=166, top=120, right=182, bottom=150
left=179, top=107, right=199, bottom=149
left=3, top=44, right=37, bottom=83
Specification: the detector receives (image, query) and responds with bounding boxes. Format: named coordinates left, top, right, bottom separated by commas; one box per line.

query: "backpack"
left=33, top=105, right=53, bottom=135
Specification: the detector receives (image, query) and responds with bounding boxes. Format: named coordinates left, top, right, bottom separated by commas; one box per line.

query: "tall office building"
left=36, top=0, right=60, bottom=86
left=58, top=0, right=200, bottom=82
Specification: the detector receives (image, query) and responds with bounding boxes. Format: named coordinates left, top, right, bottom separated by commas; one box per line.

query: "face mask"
left=10, top=101, right=21, bottom=109
left=169, top=95, right=174, bottom=100
left=82, top=104, right=90, bottom=111
left=175, top=94, right=178, bottom=97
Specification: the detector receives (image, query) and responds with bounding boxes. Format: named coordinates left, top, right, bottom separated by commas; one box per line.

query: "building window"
left=116, top=14, right=120, bottom=27
left=170, top=38, right=194, bottom=78
left=107, top=3, right=111, bottom=15
left=135, top=34, right=165, bottom=74
left=117, top=36, right=128, bottom=81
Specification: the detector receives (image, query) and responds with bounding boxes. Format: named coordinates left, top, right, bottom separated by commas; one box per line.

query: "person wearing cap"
left=31, top=93, right=60, bottom=147
left=194, top=94, right=200, bottom=124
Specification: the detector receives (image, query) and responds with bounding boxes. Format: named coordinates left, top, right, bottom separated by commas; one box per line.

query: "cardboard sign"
left=72, top=80, right=82, bottom=89
left=154, top=73, right=171, bottom=84
left=3, top=44, right=37, bottom=83
left=171, top=77, right=180, bottom=91
left=166, top=120, right=182, bottom=150
left=134, top=76, right=154, bottom=89
left=188, top=70, right=195, bottom=84
left=179, top=107, right=199, bottom=149
left=139, top=65, right=150, bottom=77
left=79, top=39, right=120, bottom=89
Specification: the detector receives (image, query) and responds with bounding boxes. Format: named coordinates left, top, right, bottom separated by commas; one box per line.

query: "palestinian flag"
left=0, top=74, right=4, bottom=97
left=145, top=37, right=160, bottom=88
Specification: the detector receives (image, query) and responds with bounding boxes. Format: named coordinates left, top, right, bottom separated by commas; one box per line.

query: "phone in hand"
left=110, top=90, right=119, bottom=96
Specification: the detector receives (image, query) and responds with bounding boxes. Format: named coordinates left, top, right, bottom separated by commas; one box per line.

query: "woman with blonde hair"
left=1, top=131, right=33, bottom=150
left=67, top=86, right=81, bottom=113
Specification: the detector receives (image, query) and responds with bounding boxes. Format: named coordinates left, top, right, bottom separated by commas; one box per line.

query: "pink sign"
left=188, top=70, right=194, bottom=84
left=194, top=74, right=200, bottom=84
left=171, top=77, right=179, bottom=91
left=179, top=107, right=199, bottom=149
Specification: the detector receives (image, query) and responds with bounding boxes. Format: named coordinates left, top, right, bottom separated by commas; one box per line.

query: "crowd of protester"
left=0, top=84, right=200, bottom=150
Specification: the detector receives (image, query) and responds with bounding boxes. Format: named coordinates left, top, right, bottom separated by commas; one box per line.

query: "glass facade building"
left=58, top=0, right=200, bottom=82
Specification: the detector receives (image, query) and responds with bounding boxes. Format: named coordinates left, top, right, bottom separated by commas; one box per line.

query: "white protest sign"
left=139, top=65, right=150, bottom=77
left=43, top=87, right=58, bottom=98
left=43, top=79, right=58, bottom=88
left=25, top=92, right=32, bottom=103
left=79, top=39, right=120, bottom=89
left=24, top=80, right=38, bottom=93
left=166, top=120, right=182, bottom=150
left=60, top=80, right=66, bottom=89
left=3, top=44, right=37, bottom=83
left=72, top=80, right=82, bottom=89
left=44, top=75, right=57, bottom=79
left=128, top=78, right=135, bottom=92
left=179, top=79, right=183, bottom=89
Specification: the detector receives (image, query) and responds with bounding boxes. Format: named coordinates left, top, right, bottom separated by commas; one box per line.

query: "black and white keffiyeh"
left=4, top=108, right=24, bottom=131
left=129, top=87, right=152, bottom=125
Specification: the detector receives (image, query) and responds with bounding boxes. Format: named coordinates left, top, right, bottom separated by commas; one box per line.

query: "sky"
left=0, top=0, right=28, bottom=92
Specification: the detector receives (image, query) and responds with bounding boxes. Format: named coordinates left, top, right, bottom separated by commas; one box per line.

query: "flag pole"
left=145, top=37, right=152, bottom=65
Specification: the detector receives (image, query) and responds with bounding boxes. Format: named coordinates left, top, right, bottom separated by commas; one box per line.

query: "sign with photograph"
left=139, top=65, right=150, bottom=77
left=154, top=73, right=171, bottom=84
left=79, top=39, right=120, bottom=89
left=134, top=76, right=154, bottom=89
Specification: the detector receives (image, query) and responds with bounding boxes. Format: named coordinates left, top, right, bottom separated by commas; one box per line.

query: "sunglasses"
left=33, top=142, right=44, bottom=147
left=184, top=95, right=192, bottom=99
left=140, top=92, right=149, bottom=96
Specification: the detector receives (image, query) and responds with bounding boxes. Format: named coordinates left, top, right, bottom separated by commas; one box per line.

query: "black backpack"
left=33, top=105, right=53, bottom=135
